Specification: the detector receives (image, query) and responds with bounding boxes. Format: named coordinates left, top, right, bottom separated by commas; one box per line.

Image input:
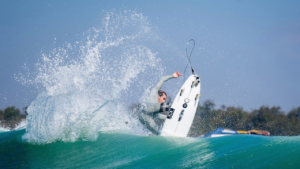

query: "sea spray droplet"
left=22, top=10, right=164, bottom=144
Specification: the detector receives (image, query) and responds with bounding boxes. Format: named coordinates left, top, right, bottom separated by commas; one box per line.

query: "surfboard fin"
left=195, top=80, right=200, bottom=87
left=191, top=81, right=196, bottom=88
left=191, top=79, right=200, bottom=88
left=178, top=110, right=184, bottom=121
left=180, top=89, right=185, bottom=96
left=195, top=94, right=201, bottom=100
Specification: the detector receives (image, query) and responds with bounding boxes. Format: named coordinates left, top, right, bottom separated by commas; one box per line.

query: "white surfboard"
left=160, top=75, right=201, bottom=137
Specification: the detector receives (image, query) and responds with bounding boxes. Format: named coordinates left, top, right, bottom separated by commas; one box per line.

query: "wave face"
left=20, top=10, right=166, bottom=144
left=1, top=130, right=300, bottom=168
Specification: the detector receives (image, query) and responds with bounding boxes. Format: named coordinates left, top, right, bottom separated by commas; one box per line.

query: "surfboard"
left=160, top=75, right=201, bottom=137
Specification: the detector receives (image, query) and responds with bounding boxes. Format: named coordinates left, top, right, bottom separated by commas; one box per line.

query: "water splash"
left=20, top=10, right=166, bottom=144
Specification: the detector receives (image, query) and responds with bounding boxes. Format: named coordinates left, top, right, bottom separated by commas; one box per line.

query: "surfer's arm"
left=141, top=102, right=170, bottom=116
left=147, top=75, right=174, bottom=102
left=142, top=103, right=161, bottom=115
left=142, top=72, right=181, bottom=115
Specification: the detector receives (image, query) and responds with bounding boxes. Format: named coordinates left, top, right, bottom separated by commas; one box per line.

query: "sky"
left=0, top=0, right=299, bottom=112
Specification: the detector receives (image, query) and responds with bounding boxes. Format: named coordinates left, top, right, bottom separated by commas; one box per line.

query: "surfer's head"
left=158, top=90, right=167, bottom=103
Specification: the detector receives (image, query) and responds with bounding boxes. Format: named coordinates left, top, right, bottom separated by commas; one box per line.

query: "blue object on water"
left=204, top=128, right=239, bottom=138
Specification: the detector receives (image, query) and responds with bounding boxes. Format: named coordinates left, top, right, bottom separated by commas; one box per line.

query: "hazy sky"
left=1, top=0, right=299, bottom=112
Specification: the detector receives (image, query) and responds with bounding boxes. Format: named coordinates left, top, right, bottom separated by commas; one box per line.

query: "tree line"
left=188, top=100, right=300, bottom=136
left=0, top=106, right=27, bottom=130
left=129, top=100, right=300, bottom=136
left=2, top=100, right=300, bottom=136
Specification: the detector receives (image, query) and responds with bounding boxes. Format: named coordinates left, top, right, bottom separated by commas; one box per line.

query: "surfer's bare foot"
left=173, top=72, right=182, bottom=78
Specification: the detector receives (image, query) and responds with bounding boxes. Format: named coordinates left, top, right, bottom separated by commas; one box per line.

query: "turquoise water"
left=1, top=129, right=299, bottom=168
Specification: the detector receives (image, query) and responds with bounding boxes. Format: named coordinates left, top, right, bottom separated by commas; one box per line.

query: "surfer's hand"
left=173, top=72, right=182, bottom=78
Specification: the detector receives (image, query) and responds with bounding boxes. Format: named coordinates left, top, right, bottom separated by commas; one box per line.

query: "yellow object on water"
left=237, top=131, right=248, bottom=134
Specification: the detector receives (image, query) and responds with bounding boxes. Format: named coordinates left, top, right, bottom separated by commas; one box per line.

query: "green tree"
left=0, top=106, right=23, bottom=130
left=288, top=107, right=300, bottom=122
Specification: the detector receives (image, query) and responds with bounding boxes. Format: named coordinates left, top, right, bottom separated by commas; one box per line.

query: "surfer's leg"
left=139, top=113, right=160, bottom=135
left=145, top=117, right=160, bottom=135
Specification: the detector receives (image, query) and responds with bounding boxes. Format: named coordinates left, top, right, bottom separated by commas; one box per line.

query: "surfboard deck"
left=160, top=75, right=201, bottom=137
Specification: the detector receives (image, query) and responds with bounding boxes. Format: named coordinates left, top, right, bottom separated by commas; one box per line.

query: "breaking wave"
left=18, top=10, right=167, bottom=144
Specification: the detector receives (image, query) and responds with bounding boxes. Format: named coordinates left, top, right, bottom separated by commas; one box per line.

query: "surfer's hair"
left=158, top=90, right=167, bottom=97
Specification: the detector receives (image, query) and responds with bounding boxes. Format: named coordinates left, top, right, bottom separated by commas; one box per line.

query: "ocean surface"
left=1, top=129, right=300, bottom=169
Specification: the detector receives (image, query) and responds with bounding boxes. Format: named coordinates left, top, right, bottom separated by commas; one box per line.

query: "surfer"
left=139, top=72, right=182, bottom=135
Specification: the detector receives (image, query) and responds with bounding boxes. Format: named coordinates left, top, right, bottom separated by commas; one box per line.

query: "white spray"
left=20, top=10, right=166, bottom=144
